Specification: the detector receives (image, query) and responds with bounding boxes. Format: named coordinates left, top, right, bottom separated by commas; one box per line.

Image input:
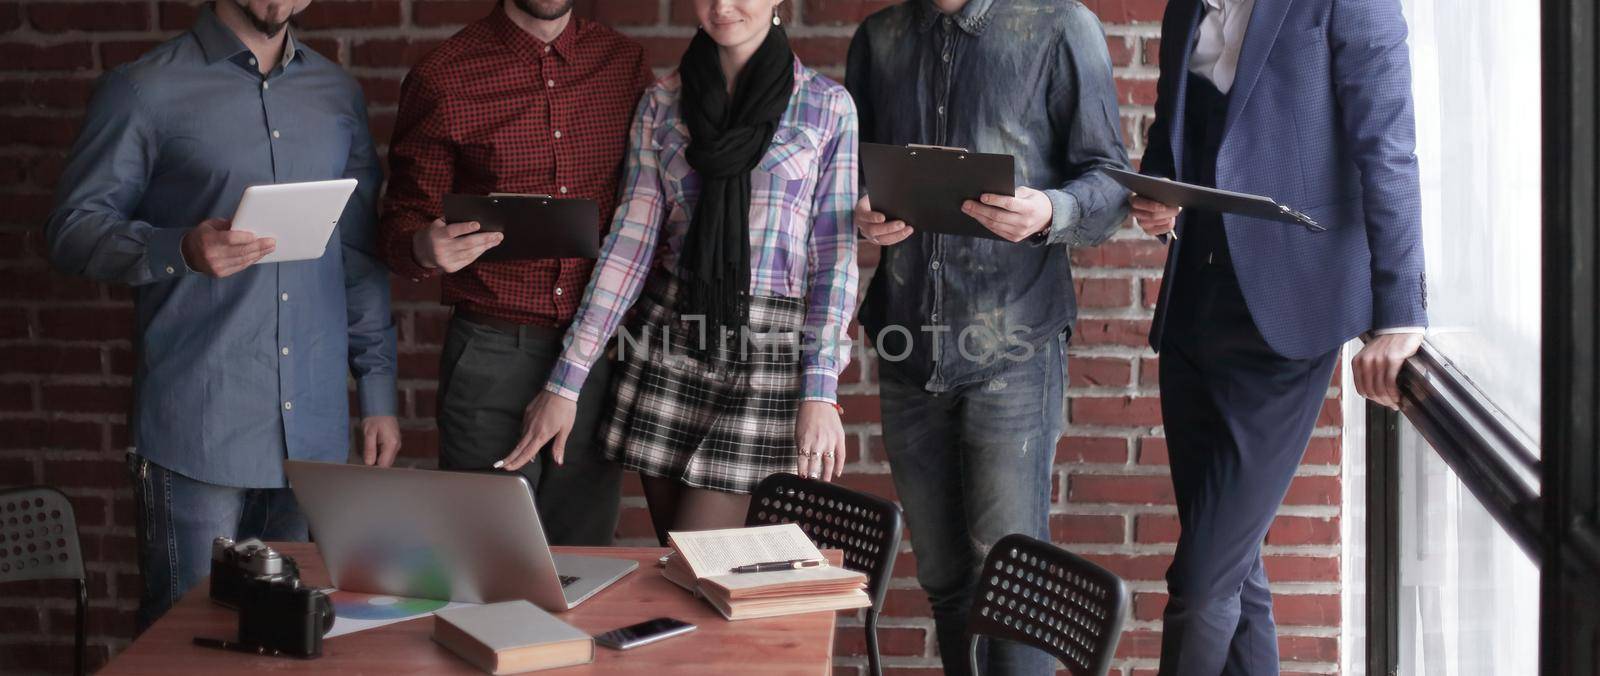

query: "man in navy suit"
left=1130, top=0, right=1426, bottom=673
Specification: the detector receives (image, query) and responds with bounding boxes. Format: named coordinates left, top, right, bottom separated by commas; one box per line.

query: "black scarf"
left=676, top=26, right=795, bottom=329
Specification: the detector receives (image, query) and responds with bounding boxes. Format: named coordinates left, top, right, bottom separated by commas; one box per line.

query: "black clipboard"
left=442, top=193, right=601, bottom=262
left=1106, top=168, right=1324, bottom=232
left=860, top=142, right=1015, bottom=240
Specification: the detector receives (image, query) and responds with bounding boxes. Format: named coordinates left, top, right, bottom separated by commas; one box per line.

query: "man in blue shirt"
left=846, top=1, right=1131, bottom=673
left=43, top=0, right=399, bottom=628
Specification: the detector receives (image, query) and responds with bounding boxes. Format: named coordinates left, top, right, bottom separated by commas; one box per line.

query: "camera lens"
left=314, top=592, right=335, bottom=636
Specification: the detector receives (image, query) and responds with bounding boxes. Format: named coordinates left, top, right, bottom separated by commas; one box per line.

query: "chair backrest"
left=0, top=486, right=86, bottom=584
left=744, top=472, right=903, bottom=610
left=967, top=534, right=1128, bottom=676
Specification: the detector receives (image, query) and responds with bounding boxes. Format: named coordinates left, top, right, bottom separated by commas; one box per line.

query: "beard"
left=233, top=1, right=293, bottom=38
left=513, top=0, right=576, bottom=21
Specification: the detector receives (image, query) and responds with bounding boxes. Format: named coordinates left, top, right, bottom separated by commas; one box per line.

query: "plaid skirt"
left=601, top=274, right=806, bottom=494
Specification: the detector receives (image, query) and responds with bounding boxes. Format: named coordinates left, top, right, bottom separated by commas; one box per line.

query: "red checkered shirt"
left=379, top=6, right=653, bottom=326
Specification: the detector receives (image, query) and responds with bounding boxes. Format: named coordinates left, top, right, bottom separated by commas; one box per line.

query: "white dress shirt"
left=1189, top=0, right=1257, bottom=93
left=1187, top=0, right=1425, bottom=335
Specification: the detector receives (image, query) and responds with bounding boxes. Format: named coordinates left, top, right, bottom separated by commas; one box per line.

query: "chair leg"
left=968, top=635, right=981, bottom=676
left=74, top=578, right=87, bottom=676
left=864, top=609, right=882, bottom=676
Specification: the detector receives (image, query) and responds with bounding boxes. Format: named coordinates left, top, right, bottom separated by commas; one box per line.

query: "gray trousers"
left=437, top=315, right=620, bottom=546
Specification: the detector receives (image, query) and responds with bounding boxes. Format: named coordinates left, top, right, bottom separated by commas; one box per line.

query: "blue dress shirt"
left=43, top=5, right=396, bottom=488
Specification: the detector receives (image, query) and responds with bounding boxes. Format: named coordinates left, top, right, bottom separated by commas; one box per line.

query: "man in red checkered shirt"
left=378, top=0, right=652, bottom=546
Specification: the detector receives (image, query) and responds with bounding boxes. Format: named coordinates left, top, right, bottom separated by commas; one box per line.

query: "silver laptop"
left=284, top=460, right=637, bottom=612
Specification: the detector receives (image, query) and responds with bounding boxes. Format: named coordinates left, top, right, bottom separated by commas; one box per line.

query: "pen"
left=730, top=558, right=826, bottom=574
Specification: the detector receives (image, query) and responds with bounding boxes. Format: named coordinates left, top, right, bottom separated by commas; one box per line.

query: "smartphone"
left=594, top=617, right=697, bottom=650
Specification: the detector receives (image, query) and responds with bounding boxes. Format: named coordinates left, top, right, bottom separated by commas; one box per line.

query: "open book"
left=664, top=524, right=871, bottom=621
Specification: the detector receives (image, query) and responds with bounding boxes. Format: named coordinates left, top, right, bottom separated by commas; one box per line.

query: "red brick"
left=1055, top=435, right=1129, bottom=464
left=1070, top=319, right=1152, bottom=348
left=1264, top=555, right=1340, bottom=582
left=41, top=459, right=129, bottom=490
left=101, top=40, right=165, bottom=68
left=1141, top=277, right=1163, bottom=308
left=1106, top=35, right=1133, bottom=67
left=589, top=0, right=658, bottom=25
left=41, top=384, right=130, bottom=415
left=296, top=0, right=401, bottom=29
left=1070, top=395, right=1162, bottom=427
left=1279, top=635, right=1339, bottom=663
left=0, top=456, right=37, bottom=484
left=835, top=471, right=896, bottom=503
left=1266, top=516, right=1340, bottom=546
left=882, top=589, right=932, bottom=617
left=158, top=1, right=200, bottom=29
left=806, top=0, right=897, bottom=25
left=28, top=1, right=150, bottom=32
left=350, top=38, right=446, bottom=68
left=838, top=394, right=881, bottom=425
left=1302, top=436, right=1341, bottom=465
left=0, top=116, right=81, bottom=147
left=1113, top=628, right=1163, bottom=659
left=1139, top=355, right=1160, bottom=386
left=0, top=1, right=19, bottom=31
left=1069, top=473, right=1173, bottom=505
left=1068, top=356, right=1133, bottom=388
left=412, top=0, right=488, bottom=27
left=0, top=383, right=34, bottom=411
left=1284, top=476, right=1340, bottom=506
left=1142, top=37, right=1161, bottom=66
left=1132, top=591, right=1167, bottom=621
left=1133, top=513, right=1179, bottom=543
left=0, top=419, right=104, bottom=451
left=790, top=36, right=850, bottom=69
left=1071, top=239, right=1169, bottom=268
left=834, top=625, right=926, bottom=658
left=0, top=345, right=102, bottom=375
left=1080, top=0, right=1167, bottom=23
left=1049, top=513, right=1125, bottom=544
left=1081, top=553, right=1168, bottom=581
left=1273, top=593, right=1341, bottom=626
left=1117, top=77, right=1159, bottom=106
left=1138, top=436, right=1169, bottom=465
left=38, top=306, right=134, bottom=341
left=1074, top=276, right=1134, bottom=309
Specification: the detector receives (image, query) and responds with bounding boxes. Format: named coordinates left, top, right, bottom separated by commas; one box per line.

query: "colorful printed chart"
left=325, top=590, right=476, bottom=638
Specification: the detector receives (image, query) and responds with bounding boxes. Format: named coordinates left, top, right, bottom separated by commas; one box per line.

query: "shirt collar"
left=487, top=3, right=583, bottom=61
left=915, top=0, right=999, bottom=36
left=193, top=3, right=302, bottom=69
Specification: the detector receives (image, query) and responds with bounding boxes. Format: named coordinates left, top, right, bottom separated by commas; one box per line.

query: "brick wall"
left=0, top=1, right=1345, bottom=674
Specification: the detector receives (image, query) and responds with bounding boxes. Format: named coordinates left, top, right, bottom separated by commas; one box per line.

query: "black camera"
left=200, top=537, right=333, bottom=659
left=209, top=537, right=302, bottom=608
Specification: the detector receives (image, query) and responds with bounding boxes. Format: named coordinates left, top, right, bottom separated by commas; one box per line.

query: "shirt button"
left=280, top=347, right=290, bottom=356
left=930, top=261, right=941, bottom=271
left=558, top=186, right=569, bottom=194
left=272, top=130, right=281, bottom=139
left=942, top=52, right=952, bottom=63
left=546, top=79, right=555, bottom=88
left=281, top=292, right=289, bottom=302
left=554, top=287, right=564, bottom=296
left=262, top=81, right=269, bottom=90
left=248, top=57, right=257, bottom=66
left=165, top=265, right=175, bottom=274
left=553, top=130, right=562, bottom=139
left=937, top=105, right=945, bottom=115
left=544, top=45, right=551, bottom=53
left=931, top=313, right=941, bottom=322
left=283, top=401, right=293, bottom=411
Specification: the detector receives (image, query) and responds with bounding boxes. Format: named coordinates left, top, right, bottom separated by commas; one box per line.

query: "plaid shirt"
left=378, top=6, right=652, bottom=325
left=547, top=60, right=860, bottom=404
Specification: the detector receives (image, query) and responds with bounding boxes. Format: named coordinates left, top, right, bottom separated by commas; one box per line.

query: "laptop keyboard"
left=559, top=575, right=580, bottom=588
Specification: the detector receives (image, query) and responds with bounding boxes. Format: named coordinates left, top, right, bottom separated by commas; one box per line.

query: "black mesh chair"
left=0, top=486, right=88, bottom=676
left=745, top=473, right=903, bottom=676
left=966, top=534, right=1128, bottom=676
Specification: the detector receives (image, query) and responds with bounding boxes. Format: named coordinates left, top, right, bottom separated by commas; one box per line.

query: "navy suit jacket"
left=1145, top=0, right=1428, bottom=359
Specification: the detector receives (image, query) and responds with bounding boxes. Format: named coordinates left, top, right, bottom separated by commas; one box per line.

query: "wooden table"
left=100, top=544, right=836, bottom=675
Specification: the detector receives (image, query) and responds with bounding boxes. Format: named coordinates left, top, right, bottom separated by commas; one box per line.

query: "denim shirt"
left=42, top=5, right=395, bottom=488
left=846, top=0, right=1131, bottom=391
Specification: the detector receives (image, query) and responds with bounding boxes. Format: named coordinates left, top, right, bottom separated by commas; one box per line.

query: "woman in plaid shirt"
left=498, top=0, right=859, bottom=541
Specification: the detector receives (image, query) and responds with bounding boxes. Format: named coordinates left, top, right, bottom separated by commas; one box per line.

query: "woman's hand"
left=795, top=401, right=846, bottom=482
left=501, top=391, right=578, bottom=471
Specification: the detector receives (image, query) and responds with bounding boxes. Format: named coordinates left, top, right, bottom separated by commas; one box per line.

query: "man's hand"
left=501, top=391, right=578, bottom=471
left=1353, top=332, right=1424, bottom=410
left=795, top=401, right=846, bottom=482
left=181, top=218, right=275, bottom=278
left=855, top=195, right=915, bottom=246
left=360, top=416, right=402, bottom=467
left=412, top=218, right=503, bottom=273
left=962, top=187, right=1054, bottom=242
left=1130, top=195, right=1181, bottom=239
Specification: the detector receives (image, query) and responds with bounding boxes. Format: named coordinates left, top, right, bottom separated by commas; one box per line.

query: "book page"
left=667, top=523, right=825, bottom=579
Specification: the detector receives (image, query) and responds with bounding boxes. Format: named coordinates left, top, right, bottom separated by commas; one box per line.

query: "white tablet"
left=230, top=178, right=359, bottom=264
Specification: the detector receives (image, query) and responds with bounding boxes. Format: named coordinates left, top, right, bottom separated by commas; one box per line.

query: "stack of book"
left=662, top=523, right=871, bottom=621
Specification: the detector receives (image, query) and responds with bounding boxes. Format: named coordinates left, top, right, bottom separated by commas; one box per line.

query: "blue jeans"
left=878, top=334, right=1066, bottom=676
left=129, top=454, right=309, bottom=631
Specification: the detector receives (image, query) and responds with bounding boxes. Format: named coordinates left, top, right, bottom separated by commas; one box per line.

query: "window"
left=1403, top=0, right=1543, bottom=440
left=1395, top=419, right=1538, bottom=676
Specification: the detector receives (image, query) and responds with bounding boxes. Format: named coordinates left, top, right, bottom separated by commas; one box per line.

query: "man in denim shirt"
left=846, top=1, right=1130, bottom=673
left=43, top=0, right=397, bottom=628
